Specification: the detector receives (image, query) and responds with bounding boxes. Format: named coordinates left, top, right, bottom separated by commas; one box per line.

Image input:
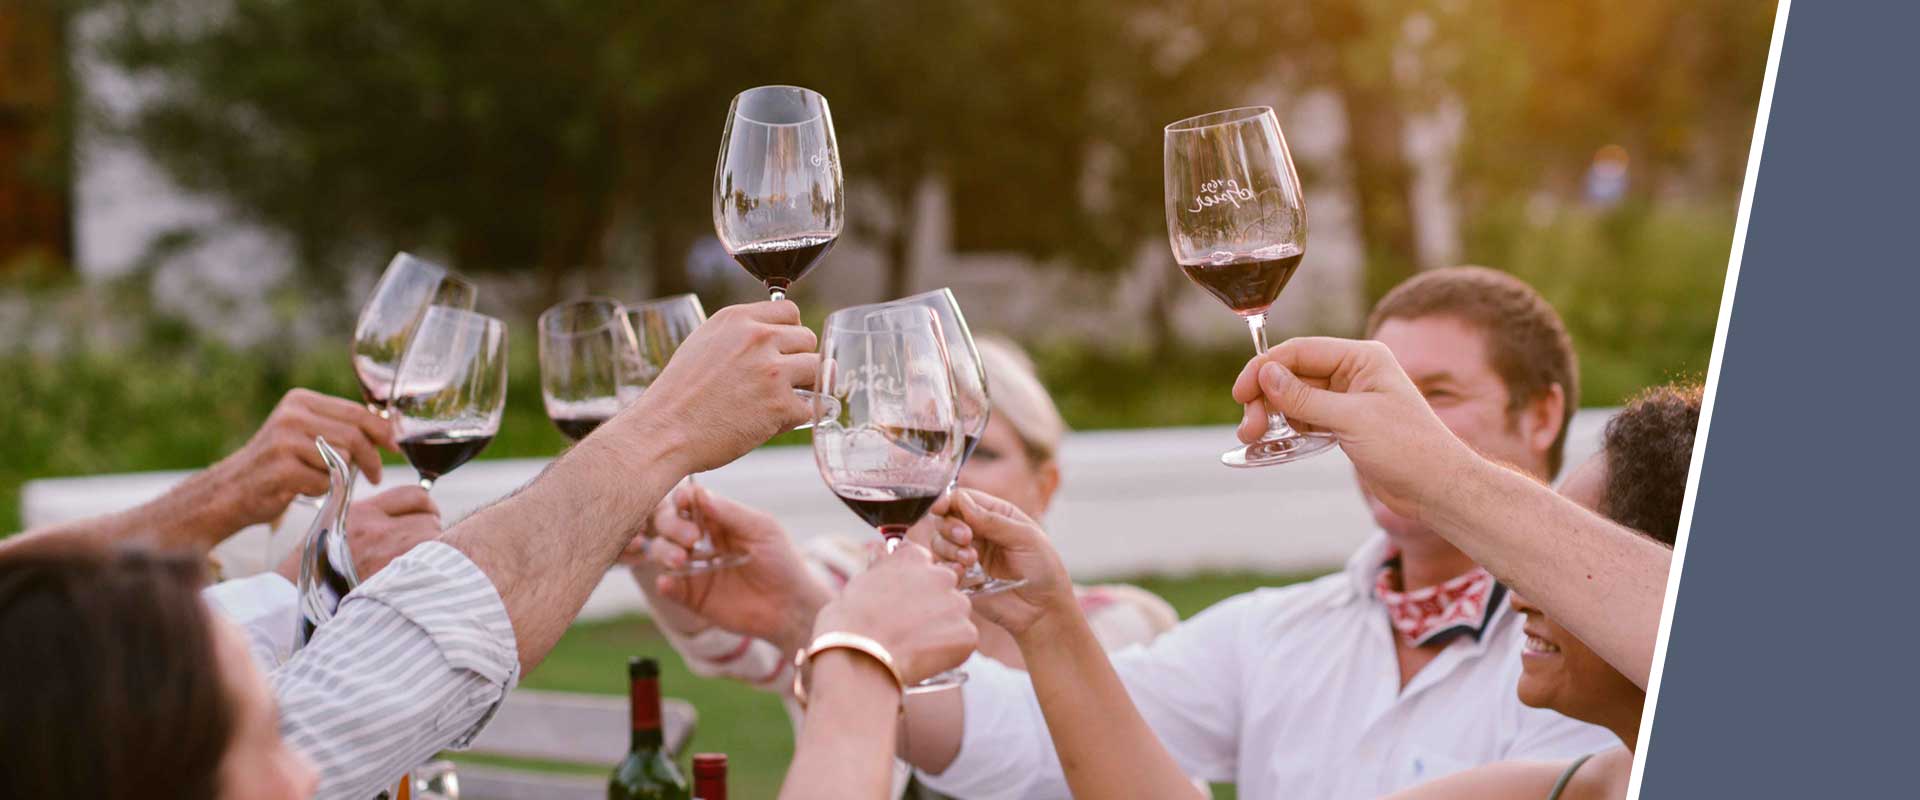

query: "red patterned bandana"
left=1374, top=553, right=1506, bottom=647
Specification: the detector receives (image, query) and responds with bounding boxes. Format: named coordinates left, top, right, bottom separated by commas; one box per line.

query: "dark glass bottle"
left=691, top=753, right=727, bottom=800
left=608, top=657, right=688, bottom=800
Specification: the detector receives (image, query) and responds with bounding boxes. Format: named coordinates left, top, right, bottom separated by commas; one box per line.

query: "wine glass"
left=868, top=289, right=1023, bottom=595
left=713, top=85, right=843, bottom=302
left=627, top=294, right=750, bottom=575
left=352, top=252, right=477, bottom=417
left=814, top=305, right=967, bottom=692
left=391, top=307, right=508, bottom=491
left=1164, top=106, right=1335, bottom=468
left=539, top=297, right=643, bottom=443
left=714, top=84, right=841, bottom=426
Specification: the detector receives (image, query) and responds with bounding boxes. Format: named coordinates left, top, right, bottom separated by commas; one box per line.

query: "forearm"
left=1015, top=607, right=1203, bottom=800
left=781, top=650, right=900, bottom=800
left=6, top=466, right=240, bottom=555
left=445, top=421, right=688, bottom=673
left=1426, top=453, right=1670, bottom=688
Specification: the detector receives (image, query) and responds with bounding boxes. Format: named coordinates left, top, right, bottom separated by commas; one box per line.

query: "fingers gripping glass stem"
left=1222, top=313, right=1336, bottom=468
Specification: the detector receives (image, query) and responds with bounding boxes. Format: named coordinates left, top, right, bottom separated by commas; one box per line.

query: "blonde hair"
left=975, top=336, right=1068, bottom=463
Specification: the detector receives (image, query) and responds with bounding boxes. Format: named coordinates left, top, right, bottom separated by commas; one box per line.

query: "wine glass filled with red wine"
left=628, top=294, right=750, bottom=575
left=813, top=305, right=968, bottom=692
left=539, top=297, right=642, bottom=444
left=351, top=253, right=476, bottom=418
left=391, top=307, right=508, bottom=491
left=713, top=85, right=843, bottom=303
left=1164, top=106, right=1335, bottom=468
left=713, top=85, right=843, bottom=424
left=868, top=289, right=1023, bottom=595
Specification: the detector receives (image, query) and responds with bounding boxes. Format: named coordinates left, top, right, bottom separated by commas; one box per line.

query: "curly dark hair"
left=1601, top=383, right=1704, bottom=545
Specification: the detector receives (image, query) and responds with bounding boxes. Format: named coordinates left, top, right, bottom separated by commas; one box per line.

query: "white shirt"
left=206, top=543, right=520, bottom=800
left=920, top=535, right=1615, bottom=800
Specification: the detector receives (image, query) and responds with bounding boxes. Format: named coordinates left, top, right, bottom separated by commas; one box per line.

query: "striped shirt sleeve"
left=273, top=542, right=520, bottom=800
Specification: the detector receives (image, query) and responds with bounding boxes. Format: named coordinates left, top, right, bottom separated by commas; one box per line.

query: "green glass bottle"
left=609, top=657, right=688, bottom=800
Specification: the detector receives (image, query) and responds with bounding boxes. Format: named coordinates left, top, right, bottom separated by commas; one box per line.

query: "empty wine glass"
left=628, top=294, right=750, bottom=575
left=539, top=297, right=643, bottom=443
left=391, top=307, right=507, bottom=492
left=352, top=252, right=477, bottom=417
left=867, top=289, right=1023, bottom=595
left=814, top=305, right=967, bottom=692
left=715, top=85, right=841, bottom=428
left=1164, top=106, right=1335, bottom=467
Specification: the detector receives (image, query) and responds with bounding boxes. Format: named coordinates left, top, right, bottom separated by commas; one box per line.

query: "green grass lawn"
left=472, top=570, right=1318, bottom=797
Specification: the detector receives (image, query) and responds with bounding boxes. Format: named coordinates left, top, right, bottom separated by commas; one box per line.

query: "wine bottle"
left=691, top=753, right=726, bottom=800
left=608, top=657, right=688, bottom=800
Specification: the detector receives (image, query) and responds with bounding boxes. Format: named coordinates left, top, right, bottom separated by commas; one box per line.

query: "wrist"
left=1012, top=591, right=1086, bottom=648
left=806, top=646, right=903, bottom=711
left=780, top=578, right=836, bottom=654
left=150, top=465, right=246, bottom=550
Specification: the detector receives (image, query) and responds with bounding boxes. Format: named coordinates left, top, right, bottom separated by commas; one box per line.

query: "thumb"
left=1258, top=362, right=1352, bottom=431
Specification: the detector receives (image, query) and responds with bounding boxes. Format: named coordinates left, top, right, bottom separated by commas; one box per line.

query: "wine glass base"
left=663, top=551, right=752, bottom=577
left=1221, top=431, right=1337, bottom=468
left=792, top=389, right=840, bottom=431
left=962, top=577, right=1027, bottom=597
left=903, top=668, right=968, bottom=695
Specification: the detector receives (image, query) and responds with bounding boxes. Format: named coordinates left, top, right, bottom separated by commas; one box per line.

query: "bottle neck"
left=629, top=676, right=664, bottom=752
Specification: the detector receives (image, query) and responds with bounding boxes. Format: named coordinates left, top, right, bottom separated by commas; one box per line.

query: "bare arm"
left=6, top=388, right=392, bottom=556
left=1237, top=337, right=1669, bottom=688
left=780, top=651, right=903, bottom=800
left=442, top=300, right=820, bottom=674
left=779, top=545, right=977, bottom=800
left=927, top=490, right=1202, bottom=800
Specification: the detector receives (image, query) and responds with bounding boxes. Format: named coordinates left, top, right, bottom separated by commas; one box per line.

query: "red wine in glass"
left=399, top=431, right=493, bottom=488
left=732, top=234, right=836, bottom=297
left=551, top=415, right=609, bottom=442
left=1180, top=250, right=1304, bottom=315
left=833, top=484, right=944, bottom=539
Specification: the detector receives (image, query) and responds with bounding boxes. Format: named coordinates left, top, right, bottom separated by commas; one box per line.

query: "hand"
left=342, top=486, right=443, bottom=578
left=643, top=483, right=833, bottom=653
left=273, top=486, right=442, bottom=582
left=812, top=543, right=977, bottom=685
left=1232, top=337, right=1474, bottom=520
left=615, top=301, right=819, bottom=475
left=926, top=489, right=1075, bottom=638
left=202, top=389, right=395, bottom=539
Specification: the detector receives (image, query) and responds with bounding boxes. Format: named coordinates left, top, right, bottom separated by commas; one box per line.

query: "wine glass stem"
left=1245, top=313, right=1297, bottom=442
left=768, top=286, right=787, bottom=302
left=418, top=477, right=434, bottom=492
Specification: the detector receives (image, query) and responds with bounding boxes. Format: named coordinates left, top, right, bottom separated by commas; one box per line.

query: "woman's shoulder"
left=1072, top=582, right=1181, bottom=649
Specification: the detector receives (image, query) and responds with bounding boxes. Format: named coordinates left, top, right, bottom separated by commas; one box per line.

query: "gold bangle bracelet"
left=791, top=631, right=906, bottom=711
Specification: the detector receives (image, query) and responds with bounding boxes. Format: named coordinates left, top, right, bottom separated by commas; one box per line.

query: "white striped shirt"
left=207, top=543, right=519, bottom=800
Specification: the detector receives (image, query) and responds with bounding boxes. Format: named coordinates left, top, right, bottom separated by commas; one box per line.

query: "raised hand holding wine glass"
left=392, top=307, right=508, bottom=492
left=539, top=297, right=642, bottom=443
left=1164, top=106, right=1335, bottom=467
left=629, top=294, right=750, bottom=575
left=870, top=289, right=1024, bottom=595
left=813, top=305, right=968, bottom=692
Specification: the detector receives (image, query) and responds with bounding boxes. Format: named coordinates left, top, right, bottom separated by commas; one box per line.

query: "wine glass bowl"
left=352, top=252, right=477, bottom=417
left=713, top=85, right=844, bottom=302
left=539, top=297, right=641, bottom=443
left=1164, top=106, right=1335, bottom=468
left=391, top=307, right=508, bottom=491
left=813, top=305, right=965, bottom=545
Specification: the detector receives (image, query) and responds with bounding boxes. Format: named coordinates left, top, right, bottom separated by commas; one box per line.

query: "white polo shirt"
left=919, top=534, right=1615, bottom=800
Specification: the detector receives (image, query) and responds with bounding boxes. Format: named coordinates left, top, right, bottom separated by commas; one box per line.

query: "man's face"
left=1366, top=315, right=1547, bottom=546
